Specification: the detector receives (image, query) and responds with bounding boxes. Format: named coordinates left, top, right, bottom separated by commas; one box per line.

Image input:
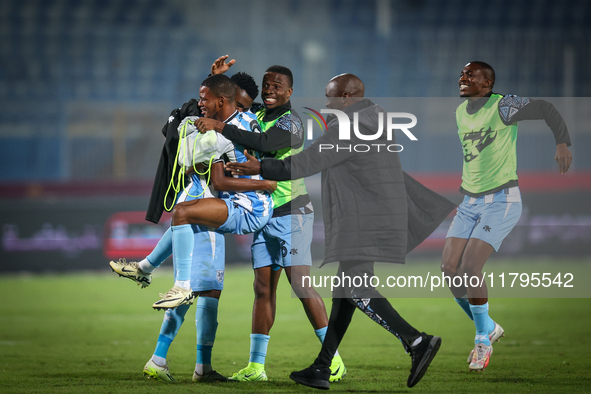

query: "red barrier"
left=0, top=172, right=589, bottom=199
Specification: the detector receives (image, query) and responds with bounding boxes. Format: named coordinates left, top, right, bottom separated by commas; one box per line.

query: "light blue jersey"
left=177, top=111, right=273, bottom=236
left=176, top=111, right=271, bottom=217
left=213, top=110, right=273, bottom=218
left=178, top=111, right=272, bottom=217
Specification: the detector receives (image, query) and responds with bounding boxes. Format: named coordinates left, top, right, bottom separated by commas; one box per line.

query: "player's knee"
left=253, top=278, right=272, bottom=299
left=461, top=265, right=480, bottom=278
left=441, top=238, right=464, bottom=275
left=441, top=258, right=458, bottom=276
left=456, top=260, right=481, bottom=278
left=172, top=204, right=189, bottom=225
left=292, top=283, right=320, bottom=299
left=289, top=272, right=304, bottom=288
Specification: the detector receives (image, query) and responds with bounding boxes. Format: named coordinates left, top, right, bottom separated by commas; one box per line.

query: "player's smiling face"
left=199, top=86, right=222, bottom=120
left=459, top=63, right=490, bottom=98
left=261, top=72, right=292, bottom=109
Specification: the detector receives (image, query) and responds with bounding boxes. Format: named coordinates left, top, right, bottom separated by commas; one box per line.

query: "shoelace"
left=118, top=259, right=143, bottom=274
left=116, top=258, right=141, bottom=270
left=158, top=287, right=182, bottom=298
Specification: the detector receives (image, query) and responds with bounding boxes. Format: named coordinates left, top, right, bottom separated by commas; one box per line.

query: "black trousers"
left=313, top=260, right=421, bottom=368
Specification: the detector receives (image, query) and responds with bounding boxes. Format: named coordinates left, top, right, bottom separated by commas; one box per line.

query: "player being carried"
left=110, top=73, right=275, bottom=382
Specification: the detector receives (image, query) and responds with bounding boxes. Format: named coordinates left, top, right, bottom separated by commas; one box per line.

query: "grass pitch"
left=1, top=261, right=590, bottom=393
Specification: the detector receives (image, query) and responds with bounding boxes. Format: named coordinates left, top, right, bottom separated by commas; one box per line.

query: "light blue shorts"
left=446, top=187, right=523, bottom=251
left=251, top=212, right=314, bottom=270
left=175, top=181, right=270, bottom=290
left=173, top=178, right=225, bottom=292
left=184, top=226, right=225, bottom=292
left=217, top=199, right=272, bottom=235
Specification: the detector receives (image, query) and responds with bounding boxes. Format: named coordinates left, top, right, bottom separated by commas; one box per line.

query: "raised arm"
left=210, top=55, right=236, bottom=75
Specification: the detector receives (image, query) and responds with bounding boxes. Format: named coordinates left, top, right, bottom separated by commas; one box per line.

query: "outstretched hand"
left=225, top=150, right=261, bottom=175
left=555, top=143, right=572, bottom=174
left=211, top=55, right=236, bottom=75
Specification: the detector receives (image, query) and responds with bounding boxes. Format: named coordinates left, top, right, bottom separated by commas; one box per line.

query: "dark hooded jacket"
left=145, top=99, right=200, bottom=224
left=260, top=99, right=456, bottom=265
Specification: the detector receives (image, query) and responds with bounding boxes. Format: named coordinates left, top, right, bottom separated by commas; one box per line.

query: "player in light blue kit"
left=152, top=75, right=273, bottom=311
left=110, top=74, right=274, bottom=382
left=442, top=61, right=572, bottom=372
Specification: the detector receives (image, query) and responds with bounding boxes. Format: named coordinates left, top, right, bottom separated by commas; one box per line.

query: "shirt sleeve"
left=221, top=113, right=304, bottom=152
left=259, top=157, right=291, bottom=181
left=260, top=124, right=354, bottom=181
left=498, top=95, right=571, bottom=146
left=213, top=133, right=235, bottom=162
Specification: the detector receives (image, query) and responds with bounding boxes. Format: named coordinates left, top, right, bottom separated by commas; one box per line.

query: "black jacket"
left=260, top=99, right=456, bottom=265
left=145, top=99, right=200, bottom=224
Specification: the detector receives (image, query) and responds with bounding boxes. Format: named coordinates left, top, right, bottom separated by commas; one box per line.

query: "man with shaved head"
left=227, top=73, right=455, bottom=389
left=324, top=73, right=365, bottom=109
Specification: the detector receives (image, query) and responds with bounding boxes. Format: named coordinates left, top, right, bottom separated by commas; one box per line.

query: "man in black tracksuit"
left=226, top=73, right=456, bottom=389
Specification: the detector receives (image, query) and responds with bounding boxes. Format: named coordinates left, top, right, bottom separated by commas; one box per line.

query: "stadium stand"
left=0, top=0, right=589, bottom=181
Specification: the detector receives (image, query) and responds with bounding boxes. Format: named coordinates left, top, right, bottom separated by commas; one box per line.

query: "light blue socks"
left=249, top=334, right=270, bottom=365
left=195, top=296, right=219, bottom=373
left=145, top=227, right=173, bottom=269
left=152, top=304, right=190, bottom=364
left=470, top=302, right=495, bottom=345
left=172, top=224, right=194, bottom=287
left=455, top=297, right=474, bottom=320
left=315, top=326, right=327, bottom=343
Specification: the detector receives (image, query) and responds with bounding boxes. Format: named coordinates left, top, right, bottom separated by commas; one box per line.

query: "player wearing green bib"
left=456, top=93, right=518, bottom=195
left=441, top=61, right=572, bottom=372
left=254, top=105, right=308, bottom=208
left=195, top=62, right=346, bottom=382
